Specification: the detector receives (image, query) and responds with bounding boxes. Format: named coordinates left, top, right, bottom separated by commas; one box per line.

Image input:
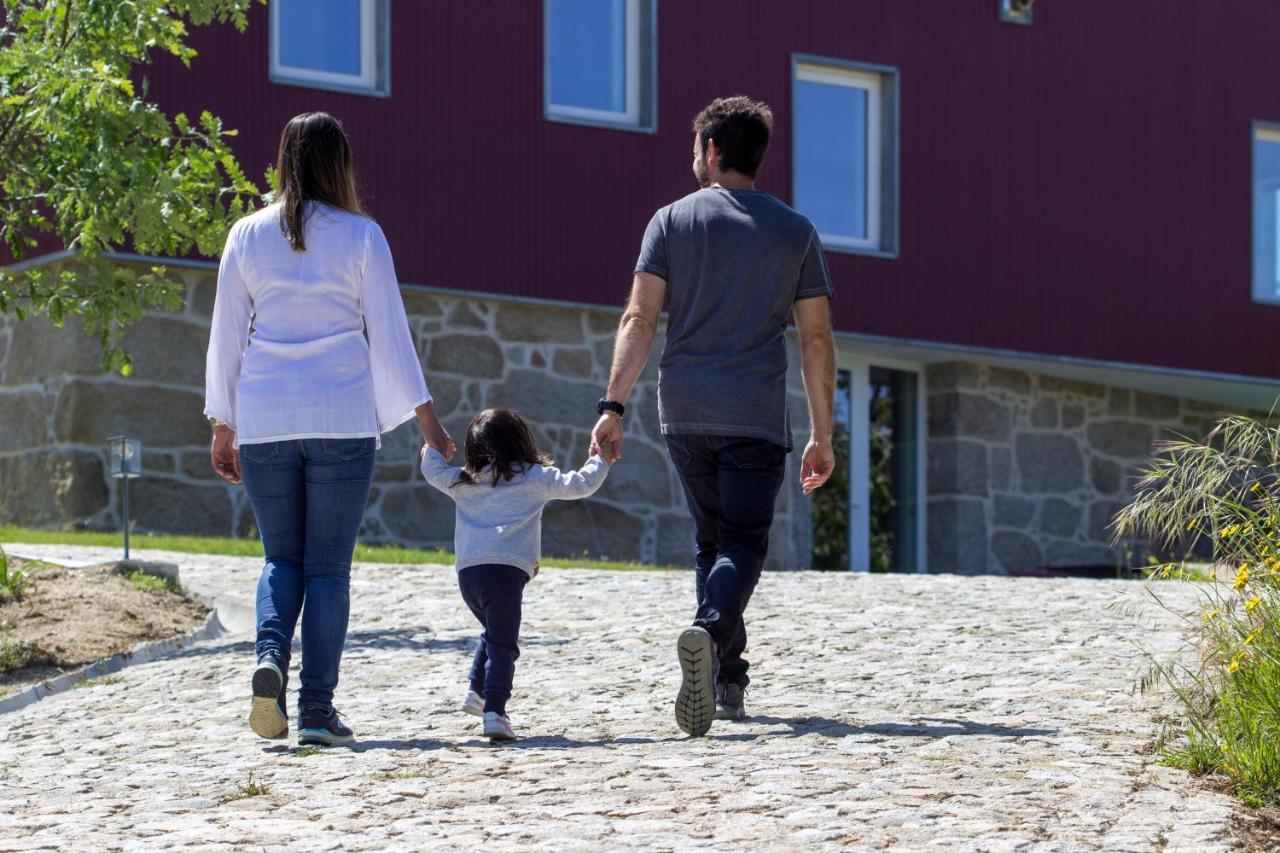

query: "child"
left=420, top=407, right=611, bottom=740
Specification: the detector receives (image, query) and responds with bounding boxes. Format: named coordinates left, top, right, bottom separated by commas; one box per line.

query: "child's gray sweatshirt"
left=420, top=446, right=610, bottom=576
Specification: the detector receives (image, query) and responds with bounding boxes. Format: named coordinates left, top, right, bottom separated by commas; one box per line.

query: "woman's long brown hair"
left=453, top=409, right=552, bottom=488
left=275, top=112, right=364, bottom=251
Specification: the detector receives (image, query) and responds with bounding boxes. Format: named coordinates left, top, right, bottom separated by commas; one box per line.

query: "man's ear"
left=705, top=137, right=720, bottom=172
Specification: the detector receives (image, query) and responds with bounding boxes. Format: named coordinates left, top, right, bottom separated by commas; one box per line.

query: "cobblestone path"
left=0, top=546, right=1241, bottom=851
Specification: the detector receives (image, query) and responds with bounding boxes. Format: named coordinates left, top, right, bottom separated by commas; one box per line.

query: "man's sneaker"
left=462, top=690, right=485, bottom=717
left=716, top=683, right=747, bottom=721
left=248, top=656, right=287, bottom=740
left=675, top=626, right=717, bottom=737
left=297, top=705, right=354, bottom=746
left=483, top=711, right=517, bottom=741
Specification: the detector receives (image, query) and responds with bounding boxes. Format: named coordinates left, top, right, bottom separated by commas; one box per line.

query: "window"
left=792, top=57, right=899, bottom=256
left=999, top=0, right=1033, bottom=25
left=1253, top=124, right=1280, bottom=304
left=270, top=0, right=390, bottom=97
left=543, top=0, right=656, bottom=132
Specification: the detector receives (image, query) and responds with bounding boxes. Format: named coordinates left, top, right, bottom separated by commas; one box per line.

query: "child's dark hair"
left=453, top=408, right=551, bottom=488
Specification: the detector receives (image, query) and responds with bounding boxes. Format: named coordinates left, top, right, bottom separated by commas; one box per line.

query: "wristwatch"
left=208, top=416, right=230, bottom=430
left=597, top=398, right=625, bottom=418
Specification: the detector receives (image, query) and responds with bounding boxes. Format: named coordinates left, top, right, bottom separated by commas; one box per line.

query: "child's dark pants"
left=457, top=563, right=529, bottom=716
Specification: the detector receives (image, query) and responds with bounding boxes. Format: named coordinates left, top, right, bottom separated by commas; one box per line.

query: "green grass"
left=0, top=526, right=671, bottom=571
left=0, top=639, right=51, bottom=674
left=0, top=545, right=26, bottom=602
left=219, top=771, right=271, bottom=804
left=75, top=674, right=124, bottom=689
left=123, top=569, right=182, bottom=595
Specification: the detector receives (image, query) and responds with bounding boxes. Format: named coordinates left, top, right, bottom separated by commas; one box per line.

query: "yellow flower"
left=1252, top=482, right=1262, bottom=493
left=1203, top=608, right=1222, bottom=623
left=1245, top=630, right=1260, bottom=646
left=1234, top=565, right=1250, bottom=590
left=1244, top=523, right=1254, bottom=534
left=1246, top=597, right=1262, bottom=614
left=1228, top=659, right=1240, bottom=673
left=1188, top=519, right=1198, bottom=532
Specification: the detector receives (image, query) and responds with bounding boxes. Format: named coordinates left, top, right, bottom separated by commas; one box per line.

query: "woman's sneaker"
left=462, top=690, right=485, bottom=717
left=715, top=683, right=747, bottom=721
left=248, top=656, right=288, bottom=739
left=675, top=626, right=718, bottom=737
left=483, top=711, right=517, bottom=741
left=297, top=705, right=354, bottom=746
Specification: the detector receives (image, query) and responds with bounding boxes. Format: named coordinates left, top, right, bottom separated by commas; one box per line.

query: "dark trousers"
left=458, top=564, right=529, bottom=716
left=240, top=437, right=376, bottom=711
left=665, top=434, right=788, bottom=689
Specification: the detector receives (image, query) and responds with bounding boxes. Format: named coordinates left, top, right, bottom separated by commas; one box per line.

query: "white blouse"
left=204, top=202, right=430, bottom=449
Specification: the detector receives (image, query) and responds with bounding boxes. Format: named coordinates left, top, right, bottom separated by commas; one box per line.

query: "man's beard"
left=694, top=153, right=710, bottom=188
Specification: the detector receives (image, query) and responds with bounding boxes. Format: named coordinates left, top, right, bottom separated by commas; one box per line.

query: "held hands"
left=589, top=412, right=623, bottom=464
left=800, top=437, right=835, bottom=495
left=210, top=426, right=242, bottom=485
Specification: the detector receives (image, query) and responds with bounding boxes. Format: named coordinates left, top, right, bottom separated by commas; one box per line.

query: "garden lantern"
left=107, top=436, right=142, bottom=559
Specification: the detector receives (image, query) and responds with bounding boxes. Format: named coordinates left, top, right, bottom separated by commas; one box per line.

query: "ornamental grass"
left=1115, top=415, right=1280, bottom=805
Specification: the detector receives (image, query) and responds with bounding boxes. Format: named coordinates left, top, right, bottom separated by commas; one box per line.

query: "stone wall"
left=0, top=263, right=813, bottom=570
left=924, top=361, right=1232, bottom=574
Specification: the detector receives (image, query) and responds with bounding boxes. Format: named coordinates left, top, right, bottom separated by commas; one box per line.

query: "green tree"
left=0, top=0, right=265, bottom=373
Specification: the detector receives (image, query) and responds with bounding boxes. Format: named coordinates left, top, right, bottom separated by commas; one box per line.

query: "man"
left=590, top=96, right=837, bottom=737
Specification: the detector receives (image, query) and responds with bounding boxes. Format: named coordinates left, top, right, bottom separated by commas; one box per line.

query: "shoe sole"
left=675, top=627, right=716, bottom=737
left=484, top=730, right=517, bottom=742
left=715, top=706, right=746, bottom=722
left=297, top=728, right=354, bottom=747
left=248, top=663, right=287, bottom=740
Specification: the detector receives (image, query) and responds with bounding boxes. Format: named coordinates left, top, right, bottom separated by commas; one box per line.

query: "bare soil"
left=0, top=558, right=208, bottom=696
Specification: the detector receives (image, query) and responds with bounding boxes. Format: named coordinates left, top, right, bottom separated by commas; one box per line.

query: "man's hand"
left=800, top=437, right=835, bottom=494
left=210, top=427, right=242, bottom=485
left=590, top=413, right=623, bottom=463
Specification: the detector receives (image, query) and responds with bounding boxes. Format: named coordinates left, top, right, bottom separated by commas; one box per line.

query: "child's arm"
left=539, top=454, right=610, bottom=500
left=419, top=444, right=462, bottom=492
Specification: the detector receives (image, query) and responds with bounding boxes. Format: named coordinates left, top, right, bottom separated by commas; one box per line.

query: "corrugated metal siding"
left=142, top=0, right=1280, bottom=380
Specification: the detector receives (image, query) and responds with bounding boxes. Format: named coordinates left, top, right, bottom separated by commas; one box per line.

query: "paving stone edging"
left=0, top=554, right=254, bottom=716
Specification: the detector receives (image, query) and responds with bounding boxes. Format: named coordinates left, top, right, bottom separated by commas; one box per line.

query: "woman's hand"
left=416, top=401, right=456, bottom=460
left=210, top=426, right=242, bottom=485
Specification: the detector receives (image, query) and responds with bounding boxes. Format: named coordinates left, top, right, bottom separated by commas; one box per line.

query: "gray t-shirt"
left=634, top=188, right=835, bottom=450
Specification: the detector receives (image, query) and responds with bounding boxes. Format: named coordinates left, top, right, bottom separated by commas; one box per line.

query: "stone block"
left=1134, top=392, right=1179, bottom=420
left=0, top=450, right=109, bottom=525
left=991, top=531, right=1042, bottom=573
left=1016, top=433, right=1085, bottom=493
left=993, top=493, right=1035, bottom=529
left=1044, top=539, right=1119, bottom=568
left=1090, top=457, right=1123, bottom=495
left=542, top=501, right=646, bottom=563
left=1039, top=375, right=1107, bottom=399
left=1039, top=498, right=1081, bottom=537
left=1106, top=388, right=1132, bottom=416
left=597, top=439, right=672, bottom=506
left=928, top=392, right=1012, bottom=442
left=445, top=302, right=487, bottom=330
left=926, top=439, right=989, bottom=497
left=926, top=497, right=988, bottom=574
left=552, top=349, right=594, bottom=380
left=0, top=390, right=48, bottom=451
left=119, top=317, right=210, bottom=388
left=486, top=369, right=599, bottom=425
left=53, top=381, right=209, bottom=448
left=143, top=451, right=175, bottom=475
left=425, top=375, right=463, bottom=419
left=379, top=484, right=456, bottom=543
left=1087, top=421, right=1154, bottom=459
left=1088, top=500, right=1128, bottom=541
left=131, top=478, right=232, bottom=535
left=587, top=311, right=621, bottom=336
left=986, top=367, right=1031, bottom=395
left=655, top=513, right=696, bottom=568
left=426, top=334, right=504, bottom=379
left=989, top=446, right=1013, bottom=490
left=2, top=316, right=104, bottom=385
left=401, top=289, right=444, bottom=318
left=180, top=451, right=220, bottom=481
left=379, top=419, right=429, bottom=465
left=924, top=362, right=982, bottom=392
left=182, top=274, right=217, bottom=319
left=495, top=304, right=585, bottom=344
left=1061, top=404, right=1085, bottom=429
left=1030, top=399, right=1058, bottom=429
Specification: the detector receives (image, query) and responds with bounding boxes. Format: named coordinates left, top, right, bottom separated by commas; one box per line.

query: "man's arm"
left=794, top=296, right=836, bottom=494
left=591, top=272, right=667, bottom=461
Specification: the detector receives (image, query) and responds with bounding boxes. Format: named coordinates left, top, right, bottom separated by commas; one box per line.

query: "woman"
left=204, top=112, right=454, bottom=746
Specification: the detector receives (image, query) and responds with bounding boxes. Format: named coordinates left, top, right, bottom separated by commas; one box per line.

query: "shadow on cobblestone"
left=707, top=716, right=1057, bottom=741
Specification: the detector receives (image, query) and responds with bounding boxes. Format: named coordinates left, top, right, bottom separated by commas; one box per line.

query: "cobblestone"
left=0, top=545, right=1241, bottom=851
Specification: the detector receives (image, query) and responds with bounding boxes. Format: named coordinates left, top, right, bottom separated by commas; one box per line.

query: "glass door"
left=812, top=360, right=924, bottom=572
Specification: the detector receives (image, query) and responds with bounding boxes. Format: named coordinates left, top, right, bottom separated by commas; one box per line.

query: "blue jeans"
left=457, top=564, right=529, bottom=716
left=240, top=437, right=376, bottom=711
left=666, top=434, right=788, bottom=689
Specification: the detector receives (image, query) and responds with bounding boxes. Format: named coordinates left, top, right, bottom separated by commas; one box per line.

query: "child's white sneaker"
left=483, top=711, right=517, bottom=741
left=462, top=690, right=484, bottom=717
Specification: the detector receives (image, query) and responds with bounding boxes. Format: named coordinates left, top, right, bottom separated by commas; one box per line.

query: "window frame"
left=269, top=0, right=391, bottom=98
left=542, top=0, right=658, bottom=134
left=791, top=54, right=900, bottom=259
left=1252, top=121, right=1280, bottom=306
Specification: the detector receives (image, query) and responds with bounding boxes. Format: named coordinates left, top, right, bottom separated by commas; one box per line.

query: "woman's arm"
left=205, top=223, right=251, bottom=484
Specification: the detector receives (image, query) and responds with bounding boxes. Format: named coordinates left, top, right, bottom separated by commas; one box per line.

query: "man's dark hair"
left=692, top=96, right=774, bottom=178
